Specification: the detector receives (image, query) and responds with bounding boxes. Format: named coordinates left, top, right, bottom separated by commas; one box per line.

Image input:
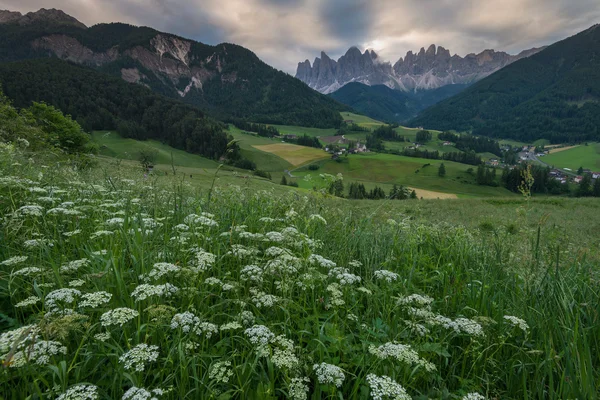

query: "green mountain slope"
left=0, top=58, right=229, bottom=160
left=409, top=25, right=600, bottom=143
left=0, top=14, right=346, bottom=128
left=329, top=82, right=467, bottom=123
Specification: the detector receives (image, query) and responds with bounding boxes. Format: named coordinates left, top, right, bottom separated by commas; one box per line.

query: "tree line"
left=438, top=131, right=502, bottom=156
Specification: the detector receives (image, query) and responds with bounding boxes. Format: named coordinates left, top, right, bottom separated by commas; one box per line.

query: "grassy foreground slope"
left=0, top=144, right=599, bottom=399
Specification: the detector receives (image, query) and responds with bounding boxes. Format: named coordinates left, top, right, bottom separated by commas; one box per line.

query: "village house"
left=574, top=176, right=583, bottom=184
left=442, top=141, right=454, bottom=146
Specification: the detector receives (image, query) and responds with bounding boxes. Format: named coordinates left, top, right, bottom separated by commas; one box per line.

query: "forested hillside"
left=410, top=25, right=600, bottom=143
left=329, top=82, right=467, bottom=123
left=0, top=58, right=229, bottom=160
left=0, top=17, right=346, bottom=128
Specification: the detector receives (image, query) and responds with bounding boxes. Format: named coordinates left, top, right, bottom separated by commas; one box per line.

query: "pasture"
left=543, top=142, right=600, bottom=171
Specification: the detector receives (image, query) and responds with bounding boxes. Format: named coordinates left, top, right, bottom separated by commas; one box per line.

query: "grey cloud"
left=0, top=0, right=598, bottom=73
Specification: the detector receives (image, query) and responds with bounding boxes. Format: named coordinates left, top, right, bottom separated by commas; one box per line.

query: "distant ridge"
left=296, top=44, right=544, bottom=94
left=409, top=25, right=600, bottom=143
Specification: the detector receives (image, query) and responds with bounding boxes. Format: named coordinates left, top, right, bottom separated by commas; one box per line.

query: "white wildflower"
left=80, top=291, right=112, bottom=308
left=313, top=362, right=345, bottom=388
left=1, top=256, right=28, bottom=266
left=60, top=258, right=90, bottom=273
left=366, top=374, right=411, bottom=400
left=10, top=340, right=67, bottom=367
left=12, top=267, right=42, bottom=277
left=288, top=377, right=310, bottom=400
left=309, top=254, right=336, bottom=268
left=56, top=384, right=99, bottom=400
left=15, top=296, right=40, bottom=308
left=119, top=344, right=159, bottom=372
left=131, top=283, right=178, bottom=301
left=462, top=393, right=486, bottom=400
left=368, top=342, right=436, bottom=372
left=374, top=270, right=399, bottom=283
left=503, top=315, right=529, bottom=333
left=100, top=308, right=139, bottom=327
left=209, top=361, right=234, bottom=383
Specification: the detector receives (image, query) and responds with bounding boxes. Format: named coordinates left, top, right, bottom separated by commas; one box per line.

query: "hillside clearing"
left=543, top=143, right=600, bottom=170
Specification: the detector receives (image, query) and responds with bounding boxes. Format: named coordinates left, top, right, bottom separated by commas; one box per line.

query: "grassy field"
left=293, top=153, right=514, bottom=198
left=542, top=142, right=600, bottom=171
left=340, top=111, right=386, bottom=129
left=1, top=144, right=599, bottom=399
left=92, top=131, right=219, bottom=169
left=253, top=143, right=329, bottom=167
left=270, top=124, right=338, bottom=138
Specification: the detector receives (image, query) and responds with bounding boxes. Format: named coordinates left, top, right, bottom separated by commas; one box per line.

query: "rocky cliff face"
left=297, top=44, right=544, bottom=94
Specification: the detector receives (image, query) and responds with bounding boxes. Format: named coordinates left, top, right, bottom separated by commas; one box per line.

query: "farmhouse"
left=442, top=141, right=454, bottom=146
left=574, top=176, right=583, bottom=184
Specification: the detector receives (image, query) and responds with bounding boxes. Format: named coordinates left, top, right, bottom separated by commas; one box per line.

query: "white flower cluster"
left=56, top=384, right=99, bottom=400
left=374, top=270, right=399, bottom=283
left=11, top=266, right=41, bottom=277
left=24, top=238, right=53, bottom=248
left=462, top=393, right=485, bottom=400
left=228, top=244, right=260, bottom=259
left=244, top=325, right=275, bottom=348
left=10, top=340, right=67, bottom=367
left=368, top=342, right=436, bottom=372
left=503, top=315, right=529, bottom=333
left=288, top=377, right=310, bottom=400
left=238, top=311, right=255, bottom=326
left=270, top=335, right=299, bottom=369
left=90, top=230, right=114, bottom=239
left=15, top=296, right=41, bottom=308
left=122, top=386, right=164, bottom=400
left=308, top=254, right=336, bottom=269
left=184, top=213, right=218, bottom=227
left=60, top=258, right=90, bottom=273
left=329, top=267, right=361, bottom=286
left=170, top=312, right=200, bottom=333
left=1, top=255, right=28, bottom=266
left=220, top=321, right=243, bottom=331
left=79, top=291, right=112, bottom=308
left=240, top=264, right=264, bottom=283
left=16, top=205, right=44, bottom=217
left=190, top=249, right=216, bottom=272
left=397, top=294, right=434, bottom=308
left=142, top=262, right=180, bottom=281
left=131, top=283, right=178, bottom=301
left=100, top=308, right=139, bottom=327
left=313, top=362, right=345, bottom=387
left=326, top=283, right=345, bottom=308
left=366, top=374, right=412, bottom=400
left=250, top=289, right=279, bottom=308
left=119, top=344, right=160, bottom=372
left=209, top=361, right=234, bottom=383
left=1, top=325, right=40, bottom=361
left=45, top=288, right=81, bottom=311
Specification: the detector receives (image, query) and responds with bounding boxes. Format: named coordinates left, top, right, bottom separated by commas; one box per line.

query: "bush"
left=308, top=164, right=320, bottom=171
left=253, top=170, right=271, bottom=180
left=233, top=159, right=256, bottom=170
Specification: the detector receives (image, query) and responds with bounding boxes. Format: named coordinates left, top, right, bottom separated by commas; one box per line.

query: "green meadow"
left=542, top=143, right=600, bottom=171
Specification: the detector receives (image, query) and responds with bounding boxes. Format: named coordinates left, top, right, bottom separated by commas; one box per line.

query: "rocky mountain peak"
left=0, top=8, right=86, bottom=29
left=296, top=44, right=544, bottom=93
left=0, top=10, right=22, bottom=24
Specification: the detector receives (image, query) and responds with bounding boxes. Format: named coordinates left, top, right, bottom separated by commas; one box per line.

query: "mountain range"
left=0, top=8, right=345, bottom=128
left=409, top=24, right=600, bottom=143
left=296, top=45, right=544, bottom=94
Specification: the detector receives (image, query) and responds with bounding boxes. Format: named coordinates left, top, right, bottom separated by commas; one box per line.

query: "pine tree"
left=280, top=175, right=287, bottom=185
left=438, top=163, right=446, bottom=177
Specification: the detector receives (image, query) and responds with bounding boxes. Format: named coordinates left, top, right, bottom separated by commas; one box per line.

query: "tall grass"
left=0, top=143, right=598, bottom=399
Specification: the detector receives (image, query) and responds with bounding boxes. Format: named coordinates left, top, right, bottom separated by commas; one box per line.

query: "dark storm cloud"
left=0, top=0, right=598, bottom=73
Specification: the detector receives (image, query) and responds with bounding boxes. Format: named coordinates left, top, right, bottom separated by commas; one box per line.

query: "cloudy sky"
left=2, top=0, right=599, bottom=73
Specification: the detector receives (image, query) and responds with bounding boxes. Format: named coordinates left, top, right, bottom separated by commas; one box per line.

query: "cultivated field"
left=253, top=143, right=329, bottom=167
left=1, top=144, right=599, bottom=399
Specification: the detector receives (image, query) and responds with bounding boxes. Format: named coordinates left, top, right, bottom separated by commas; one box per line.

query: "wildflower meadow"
left=0, top=143, right=599, bottom=399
